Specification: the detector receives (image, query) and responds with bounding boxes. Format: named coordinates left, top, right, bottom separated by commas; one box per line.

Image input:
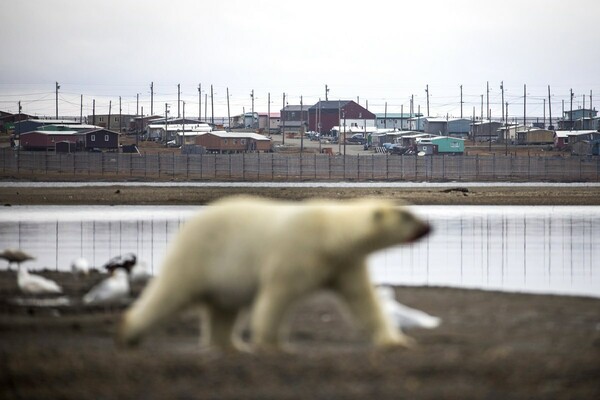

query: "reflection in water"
left=370, top=206, right=599, bottom=298
left=0, top=205, right=598, bottom=298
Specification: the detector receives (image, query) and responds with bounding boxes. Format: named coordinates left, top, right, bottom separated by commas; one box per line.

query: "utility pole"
left=108, top=100, right=112, bottom=130
left=92, top=99, right=96, bottom=126
left=150, top=82, right=154, bottom=115
left=165, top=103, right=169, bottom=146
left=523, top=84, right=527, bottom=128
left=500, top=81, right=504, bottom=123
left=401, top=104, right=404, bottom=130
left=119, top=96, right=122, bottom=133
left=17, top=101, right=21, bottom=153
left=300, top=95, right=304, bottom=153
left=425, top=84, right=430, bottom=117
left=282, top=93, right=286, bottom=145
left=210, top=84, right=214, bottom=125
left=486, top=81, right=489, bottom=121
left=250, top=89, right=255, bottom=129
left=227, top=87, right=231, bottom=131
left=325, top=84, right=329, bottom=101
left=204, top=94, right=208, bottom=124
left=177, top=83, right=181, bottom=118
left=460, top=85, right=463, bottom=119
left=136, top=93, right=139, bottom=116
left=267, top=92, right=270, bottom=135
left=80, top=95, right=83, bottom=123
left=548, top=85, right=553, bottom=129
left=55, top=81, right=60, bottom=119
left=543, top=98, right=546, bottom=128
left=505, top=102, right=509, bottom=155
left=182, top=101, right=185, bottom=145
left=198, top=84, right=201, bottom=121
left=570, top=88, right=574, bottom=129
left=384, top=101, right=387, bottom=129
left=480, top=94, right=483, bottom=120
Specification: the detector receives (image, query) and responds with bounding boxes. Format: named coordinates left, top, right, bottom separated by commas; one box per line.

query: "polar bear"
left=117, top=196, right=430, bottom=351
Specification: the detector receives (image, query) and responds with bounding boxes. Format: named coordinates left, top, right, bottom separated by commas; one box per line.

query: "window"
left=241, top=139, right=246, bottom=145
left=105, top=135, right=109, bottom=141
left=91, top=134, right=96, bottom=141
left=233, top=139, right=237, bottom=145
left=99, top=117, right=104, bottom=122
left=114, top=117, right=118, bottom=122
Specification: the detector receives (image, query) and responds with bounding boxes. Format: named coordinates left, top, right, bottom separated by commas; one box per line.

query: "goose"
left=103, top=253, right=136, bottom=274
left=17, top=267, right=62, bottom=295
left=71, top=257, right=90, bottom=275
left=130, top=261, right=151, bottom=284
left=83, top=269, right=129, bottom=305
left=376, top=285, right=441, bottom=331
left=1, top=249, right=35, bottom=271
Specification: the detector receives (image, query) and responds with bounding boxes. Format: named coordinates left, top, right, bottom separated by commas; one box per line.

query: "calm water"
left=1, top=205, right=598, bottom=298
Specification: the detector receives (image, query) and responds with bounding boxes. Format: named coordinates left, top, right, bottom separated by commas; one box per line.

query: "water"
left=1, top=205, right=598, bottom=298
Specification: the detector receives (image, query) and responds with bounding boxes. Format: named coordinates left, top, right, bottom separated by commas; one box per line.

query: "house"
left=280, top=105, right=309, bottom=135
left=497, top=124, right=521, bottom=143
left=554, top=131, right=570, bottom=150
left=85, top=128, right=120, bottom=151
left=1, top=111, right=34, bottom=133
left=307, top=100, right=375, bottom=135
left=424, top=118, right=471, bottom=137
left=133, top=115, right=162, bottom=133
left=147, top=123, right=211, bottom=143
left=375, top=113, right=412, bottom=130
left=86, top=113, right=137, bottom=132
left=258, top=113, right=280, bottom=134
left=516, top=129, right=555, bottom=145
left=14, top=119, right=83, bottom=134
left=558, top=108, right=598, bottom=130
left=195, top=131, right=271, bottom=153
left=471, top=121, right=502, bottom=142
left=407, top=116, right=425, bottom=131
left=19, top=130, right=86, bottom=151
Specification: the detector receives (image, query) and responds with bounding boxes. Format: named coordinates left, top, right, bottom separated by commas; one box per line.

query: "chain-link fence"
left=1, top=150, right=599, bottom=181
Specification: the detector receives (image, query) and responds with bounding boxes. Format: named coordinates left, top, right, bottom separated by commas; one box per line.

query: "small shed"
left=85, top=128, right=120, bottom=151
left=430, top=136, right=465, bottom=154
left=517, top=129, right=554, bottom=145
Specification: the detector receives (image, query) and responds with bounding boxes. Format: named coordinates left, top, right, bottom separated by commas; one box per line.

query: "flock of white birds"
left=2, top=248, right=441, bottom=332
left=1, top=249, right=151, bottom=306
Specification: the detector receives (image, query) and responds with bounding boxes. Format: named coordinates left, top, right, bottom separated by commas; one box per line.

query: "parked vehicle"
left=346, top=133, right=367, bottom=145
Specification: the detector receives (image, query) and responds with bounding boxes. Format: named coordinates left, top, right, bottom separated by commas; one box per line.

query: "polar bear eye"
left=373, top=209, right=386, bottom=223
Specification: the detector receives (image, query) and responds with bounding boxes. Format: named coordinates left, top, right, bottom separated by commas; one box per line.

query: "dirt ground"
left=0, top=270, right=599, bottom=399
left=1, top=185, right=600, bottom=206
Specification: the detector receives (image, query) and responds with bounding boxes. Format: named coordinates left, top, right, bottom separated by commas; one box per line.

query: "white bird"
left=17, top=267, right=63, bottom=295
left=1, top=249, right=35, bottom=271
left=71, top=257, right=90, bottom=275
left=129, top=261, right=151, bottom=284
left=83, top=269, right=129, bottom=305
left=376, top=285, right=441, bottom=331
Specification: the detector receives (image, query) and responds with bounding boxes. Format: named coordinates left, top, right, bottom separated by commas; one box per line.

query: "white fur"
left=118, top=196, right=430, bottom=351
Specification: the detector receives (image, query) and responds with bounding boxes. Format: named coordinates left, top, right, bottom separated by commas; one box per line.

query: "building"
left=146, top=123, right=211, bottom=142
left=471, top=121, right=502, bottom=142
left=558, top=108, right=598, bottom=130
left=87, top=113, right=137, bottom=132
left=516, top=129, right=555, bottom=145
left=280, top=105, right=309, bottom=135
left=132, top=115, right=162, bottom=133
left=14, top=119, right=84, bottom=134
left=195, top=131, right=271, bottom=153
left=19, top=131, right=86, bottom=151
left=307, top=100, right=375, bottom=134
left=375, top=113, right=412, bottom=130
left=258, top=113, right=280, bottom=134
left=429, top=136, right=465, bottom=153
left=1, top=111, right=34, bottom=133
left=85, top=128, right=120, bottom=151
left=424, top=118, right=471, bottom=137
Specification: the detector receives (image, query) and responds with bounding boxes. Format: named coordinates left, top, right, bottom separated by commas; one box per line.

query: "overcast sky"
left=1, top=0, right=598, bottom=120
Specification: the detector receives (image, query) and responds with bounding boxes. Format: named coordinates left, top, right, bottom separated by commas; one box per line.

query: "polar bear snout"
left=406, top=221, right=431, bottom=243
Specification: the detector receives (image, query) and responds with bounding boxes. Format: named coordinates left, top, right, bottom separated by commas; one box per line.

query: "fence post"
left=357, top=154, right=360, bottom=180
left=386, top=154, right=389, bottom=180
left=314, top=154, right=317, bottom=180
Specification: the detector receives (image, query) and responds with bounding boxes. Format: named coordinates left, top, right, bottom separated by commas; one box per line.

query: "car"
left=346, top=133, right=367, bottom=145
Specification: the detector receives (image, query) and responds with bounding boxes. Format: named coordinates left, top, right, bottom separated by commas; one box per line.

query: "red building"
left=19, top=131, right=86, bottom=151
left=308, top=100, right=375, bottom=134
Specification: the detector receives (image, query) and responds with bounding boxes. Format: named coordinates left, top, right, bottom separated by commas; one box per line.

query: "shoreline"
left=1, top=184, right=600, bottom=205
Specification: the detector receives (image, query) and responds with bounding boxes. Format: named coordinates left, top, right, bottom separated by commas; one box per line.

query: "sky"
left=1, top=0, right=599, bottom=121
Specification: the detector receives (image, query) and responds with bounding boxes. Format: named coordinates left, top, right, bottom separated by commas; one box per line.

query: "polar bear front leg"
left=250, top=286, right=298, bottom=350
left=333, top=261, right=414, bottom=348
left=205, top=305, right=239, bottom=350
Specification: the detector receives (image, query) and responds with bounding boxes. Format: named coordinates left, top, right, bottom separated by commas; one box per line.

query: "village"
left=1, top=98, right=599, bottom=158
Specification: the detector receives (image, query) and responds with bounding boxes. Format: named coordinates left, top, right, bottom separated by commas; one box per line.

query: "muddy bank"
left=1, top=270, right=599, bottom=399
left=1, top=185, right=600, bottom=205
